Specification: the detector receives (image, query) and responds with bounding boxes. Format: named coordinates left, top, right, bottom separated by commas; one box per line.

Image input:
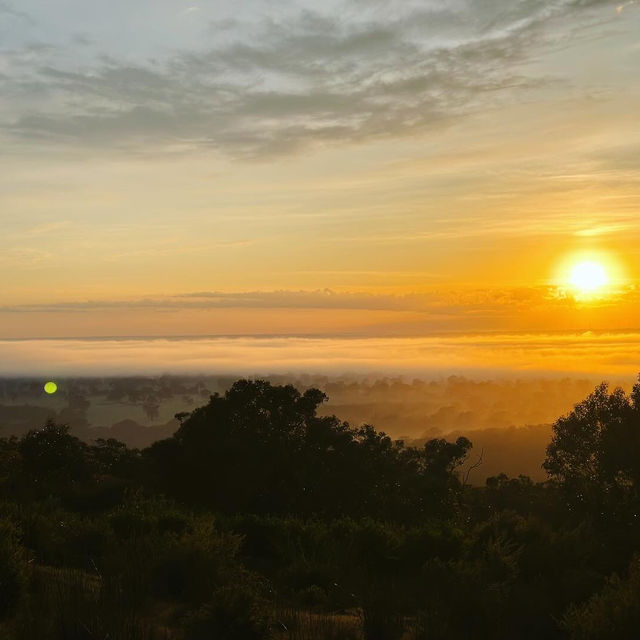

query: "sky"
left=1, top=0, right=640, bottom=374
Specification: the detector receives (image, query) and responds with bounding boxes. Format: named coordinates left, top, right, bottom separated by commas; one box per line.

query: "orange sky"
left=1, top=0, right=639, bottom=375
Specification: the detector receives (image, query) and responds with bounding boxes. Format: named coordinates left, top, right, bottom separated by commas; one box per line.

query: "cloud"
left=0, top=247, right=53, bottom=267
left=0, top=1, right=34, bottom=25
left=0, top=0, right=622, bottom=157
left=23, top=220, right=71, bottom=235
left=0, top=288, right=527, bottom=313
left=592, top=143, right=640, bottom=172
left=0, top=285, right=631, bottom=315
left=617, top=1, right=636, bottom=14
left=1, top=330, right=640, bottom=377
left=1, top=286, right=638, bottom=343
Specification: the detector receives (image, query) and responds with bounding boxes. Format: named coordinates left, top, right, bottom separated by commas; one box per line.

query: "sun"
left=568, top=261, right=609, bottom=293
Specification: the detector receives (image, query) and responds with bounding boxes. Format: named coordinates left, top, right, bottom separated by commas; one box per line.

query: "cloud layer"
left=2, top=330, right=640, bottom=377
left=1, top=286, right=639, bottom=340
left=0, top=0, right=626, bottom=157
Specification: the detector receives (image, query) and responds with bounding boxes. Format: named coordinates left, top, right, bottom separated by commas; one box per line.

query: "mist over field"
left=4, top=331, right=637, bottom=483
left=0, top=366, right=620, bottom=483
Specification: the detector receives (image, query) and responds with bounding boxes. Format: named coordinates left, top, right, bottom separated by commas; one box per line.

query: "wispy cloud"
left=0, top=247, right=53, bottom=267
left=617, top=0, right=636, bottom=14
left=0, top=0, right=34, bottom=25
left=0, top=285, right=634, bottom=315
left=22, top=220, right=71, bottom=235
left=0, top=0, right=625, bottom=157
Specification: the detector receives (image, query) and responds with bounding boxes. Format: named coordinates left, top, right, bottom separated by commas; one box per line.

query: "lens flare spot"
left=44, top=381, right=58, bottom=395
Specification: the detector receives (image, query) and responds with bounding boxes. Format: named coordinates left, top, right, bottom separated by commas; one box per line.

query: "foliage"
left=0, top=518, right=27, bottom=620
left=145, top=380, right=470, bottom=520
left=562, top=555, right=640, bottom=639
left=1, top=376, right=640, bottom=638
left=19, top=421, right=89, bottom=487
left=544, top=380, right=640, bottom=520
left=182, top=582, right=272, bottom=640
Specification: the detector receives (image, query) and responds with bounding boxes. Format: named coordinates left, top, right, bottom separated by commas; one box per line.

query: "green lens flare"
left=44, top=381, right=58, bottom=395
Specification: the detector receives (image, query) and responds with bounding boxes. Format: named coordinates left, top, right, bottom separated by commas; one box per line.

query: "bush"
left=102, top=495, right=245, bottom=610
left=183, top=582, right=272, bottom=640
left=150, top=518, right=242, bottom=604
left=0, top=518, right=27, bottom=619
left=562, top=555, right=640, bottom=639
left=11, top=565, right=161, bottom=640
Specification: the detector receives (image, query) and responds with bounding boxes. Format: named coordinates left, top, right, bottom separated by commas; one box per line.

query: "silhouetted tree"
left=142, top=397, right=160, bottom=421
left=544, top=380, right=640, bottom=521
left=19, top=421, right=88, bottom=487
left=145, top=380, right=470, bottom=520
left=90, top=437, right=139, bottom=477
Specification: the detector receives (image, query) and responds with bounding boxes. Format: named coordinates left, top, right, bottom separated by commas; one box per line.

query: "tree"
left=151, top=380, right=331, bottom=513
left=544, top=379, right=640, bottom=518
left=90, top=437, right=139, bottom=477
left=144, top=379, right=473, bottom=520
left=19, top=421, right=88, bottom=486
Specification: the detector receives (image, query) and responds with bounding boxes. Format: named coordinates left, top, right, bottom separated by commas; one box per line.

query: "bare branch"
left=463, top=448, right=484, bottom=488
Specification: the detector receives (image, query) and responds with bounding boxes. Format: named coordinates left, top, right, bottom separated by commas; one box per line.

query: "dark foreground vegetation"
left=2, top=377, right=640, bottom=639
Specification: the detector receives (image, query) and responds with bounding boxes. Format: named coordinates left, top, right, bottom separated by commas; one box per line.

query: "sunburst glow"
left=568, top=261, right=609, bottom=293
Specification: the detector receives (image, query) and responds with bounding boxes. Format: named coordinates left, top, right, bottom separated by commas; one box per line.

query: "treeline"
left=1, top=378, right=640, bottom=638
left=0, top=373, right=599, bottom=445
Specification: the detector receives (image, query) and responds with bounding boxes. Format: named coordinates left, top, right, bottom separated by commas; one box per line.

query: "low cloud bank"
left=1, top=331, right=639, bottom=378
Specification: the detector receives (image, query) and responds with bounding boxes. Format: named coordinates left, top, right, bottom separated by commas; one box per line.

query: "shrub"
left=0, top=518, right=27, bottom=619
left=562, top=555, right=640, bottom=640
left=183, top=581, right=272, bottom=640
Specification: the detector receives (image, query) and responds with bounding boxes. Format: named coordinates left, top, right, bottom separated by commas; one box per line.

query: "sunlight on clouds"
left=1, top=0, right=639, bottom=345
left=617, top=1, right=636, bottom=14
left=575, top=224, right=634, bottom=237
